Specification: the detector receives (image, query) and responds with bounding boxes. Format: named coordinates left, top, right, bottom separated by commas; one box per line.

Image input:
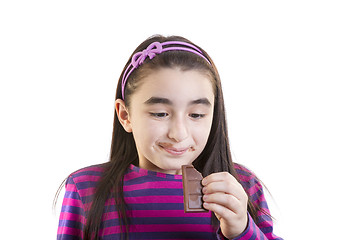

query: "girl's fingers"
left=202, top=172, right=235, bottom=185
left=203, top=201, right=237, bottom=220
left=202, top=181, right=235, bottom=195
left=202, top=176, right=247, bottom=201
left=202, top=192, right=242, bottom=214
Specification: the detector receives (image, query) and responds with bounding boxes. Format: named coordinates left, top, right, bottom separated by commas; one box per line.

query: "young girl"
left=57, top=35, right=282, bottom=240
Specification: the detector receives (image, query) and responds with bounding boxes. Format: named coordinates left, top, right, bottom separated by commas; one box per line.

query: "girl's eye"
left=189, top=113, right=206, bottom=119
left=150, top=112, right=169, bottom=118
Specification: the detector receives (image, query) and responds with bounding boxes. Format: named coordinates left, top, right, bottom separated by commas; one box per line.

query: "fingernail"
left=202, top=178, right=207, bottom=185
left=202, top=187, right=207, bottom=194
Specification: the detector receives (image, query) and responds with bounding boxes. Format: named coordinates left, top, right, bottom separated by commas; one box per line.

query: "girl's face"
left=118, top=68, right=214, bottom=174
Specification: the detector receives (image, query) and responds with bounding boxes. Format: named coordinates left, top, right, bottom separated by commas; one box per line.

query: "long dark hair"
left=64, top=35, right=265, bottom=239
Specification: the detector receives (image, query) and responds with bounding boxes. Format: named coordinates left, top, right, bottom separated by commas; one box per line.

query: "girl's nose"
left=168, top=117, right=188, bottom=142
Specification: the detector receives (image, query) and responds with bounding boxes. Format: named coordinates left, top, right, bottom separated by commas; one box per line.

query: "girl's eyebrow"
left=144, top=97, right=211, bottom=106
left=144, top=97, right=172, bottom=105
left=190, top=98, right=211, bottom=106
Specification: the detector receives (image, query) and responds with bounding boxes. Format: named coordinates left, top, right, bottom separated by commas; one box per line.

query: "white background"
left=1, top=0, right=359, bottom=239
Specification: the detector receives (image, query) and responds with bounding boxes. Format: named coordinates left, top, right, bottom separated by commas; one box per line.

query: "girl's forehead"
left=133, top=68, right=215, bottom=105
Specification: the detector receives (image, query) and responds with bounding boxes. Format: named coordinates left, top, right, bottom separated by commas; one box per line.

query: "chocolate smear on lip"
left=159, top=142, right=173, bottom=148
left=188, top=147, right=195, bottom=152
left=181, top=165, right=208, bottom=213
left=159, top=142, right=194, bottom=152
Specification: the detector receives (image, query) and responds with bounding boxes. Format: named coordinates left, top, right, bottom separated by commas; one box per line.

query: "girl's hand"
left=202, top=172, right=248, bottom=239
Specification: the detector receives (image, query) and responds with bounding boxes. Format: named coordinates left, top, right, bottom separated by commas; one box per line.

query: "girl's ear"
left=115, top=99, right=132, bottom=133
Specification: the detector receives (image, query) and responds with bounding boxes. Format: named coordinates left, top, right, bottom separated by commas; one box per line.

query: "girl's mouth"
left=158, top=143, right=195, bottom=156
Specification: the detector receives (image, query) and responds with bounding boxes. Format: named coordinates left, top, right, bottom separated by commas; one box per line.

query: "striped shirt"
left=57, top=164, right=282, bottom=240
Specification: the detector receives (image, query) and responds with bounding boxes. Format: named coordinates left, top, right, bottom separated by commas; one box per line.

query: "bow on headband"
left=131, top=42, right=163, bottom=68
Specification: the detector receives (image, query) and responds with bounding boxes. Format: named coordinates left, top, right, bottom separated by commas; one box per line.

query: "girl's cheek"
left=192, top=126, right=212, bottom=145
left=146, top=120, right=169, bottom=134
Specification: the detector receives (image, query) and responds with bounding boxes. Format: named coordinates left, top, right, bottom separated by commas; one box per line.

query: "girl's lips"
left=163, top=147, right=188, bottom=155
left=158, top=143, right=194, bottom=156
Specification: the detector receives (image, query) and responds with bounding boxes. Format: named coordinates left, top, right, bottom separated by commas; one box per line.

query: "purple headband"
left=121, top=41, right=211, bottom=99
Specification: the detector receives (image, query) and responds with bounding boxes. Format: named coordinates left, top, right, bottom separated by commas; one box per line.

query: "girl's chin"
left=155, top=163, right=188, bottom=175
left=142, top=160, right=194, bottom=175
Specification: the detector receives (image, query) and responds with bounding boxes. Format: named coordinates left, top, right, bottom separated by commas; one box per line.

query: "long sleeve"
left=232, top=212, right=282, bottom=240
left=57, top=175, right=85, bottom=240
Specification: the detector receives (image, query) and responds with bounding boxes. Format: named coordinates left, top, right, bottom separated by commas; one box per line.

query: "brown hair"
left=80, top=35, right=264, bottom=239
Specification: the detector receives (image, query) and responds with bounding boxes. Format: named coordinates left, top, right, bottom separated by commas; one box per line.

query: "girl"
left=57, top=35, right=282, bottom=240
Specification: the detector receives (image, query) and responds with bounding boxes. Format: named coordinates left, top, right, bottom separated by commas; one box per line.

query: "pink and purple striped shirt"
left=57, top=164, right=282, bottom=239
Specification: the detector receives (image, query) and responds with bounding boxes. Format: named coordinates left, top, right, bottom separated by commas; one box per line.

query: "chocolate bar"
left=181, top=165, right=208, bottom=213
